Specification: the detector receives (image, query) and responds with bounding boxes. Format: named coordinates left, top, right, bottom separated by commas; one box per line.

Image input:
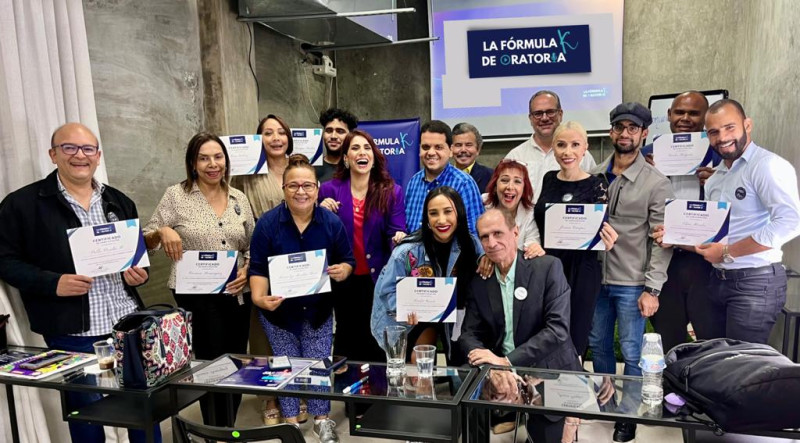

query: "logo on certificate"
left=673, top=134, right=691, bottom=143
left=92, top=224, right=117, bottom=236
left=288, top=253, right=307, bottom=264
left=686, top=201, right=707, bottom=211
left=228, top=136, right=246, bottom=144
left=566, top=205, right=585, bottom=215
left=416, top=278, right=436, bottom=288
left=292, top=130, right=307, bottom=138
left=199, top=252, right=218, bottom=260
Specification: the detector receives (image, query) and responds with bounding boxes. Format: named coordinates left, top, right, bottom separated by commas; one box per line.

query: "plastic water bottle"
left=639, top=333, right=666, bottom=406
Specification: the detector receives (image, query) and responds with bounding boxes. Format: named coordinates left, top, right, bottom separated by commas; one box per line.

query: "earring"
left=344, top=161, right=350, bottom=169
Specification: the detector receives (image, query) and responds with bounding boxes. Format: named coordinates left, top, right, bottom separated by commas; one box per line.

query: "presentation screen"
left=430, top=0, right=624, bottom=137
left=647, top=90, right=729, bottom=144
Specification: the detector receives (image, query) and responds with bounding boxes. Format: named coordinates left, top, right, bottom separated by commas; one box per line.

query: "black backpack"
left=663, top=338, right=800, bottom=433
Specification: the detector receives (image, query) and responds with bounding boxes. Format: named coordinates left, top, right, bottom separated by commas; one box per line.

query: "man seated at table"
left=459, top=208, right=580, bottom=442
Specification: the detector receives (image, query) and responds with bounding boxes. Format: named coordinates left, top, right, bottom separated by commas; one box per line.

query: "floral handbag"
left=112, top=304, right=192, bottom=388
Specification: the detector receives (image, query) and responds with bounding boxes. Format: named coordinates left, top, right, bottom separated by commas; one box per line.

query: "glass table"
left=171, top=354, right=478, bottom=442
left=463, top=365, right=800, bottom=443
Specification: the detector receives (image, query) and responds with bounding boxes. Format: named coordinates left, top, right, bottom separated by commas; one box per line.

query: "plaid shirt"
left=57, top=175, right=138, bottom=336
left=404, top=163, right=485, bottom=234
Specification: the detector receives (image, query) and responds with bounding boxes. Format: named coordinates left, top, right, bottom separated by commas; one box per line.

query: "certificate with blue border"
left=290, top=129, right=324, bottom=166
left=544, top=203, right=608, bottom=250
left=222, top=134, right=268, bottom=176
left=653, top=132, right=713, bottom=176
left=176, top=251, right=239, bottom=294
left=663, top=199, right=730, bottom=246
left=67, top=219, right=149, bottom=277
left=268, top=249, right=330, bottom=298
left=396, top=277, right=457, bottom=323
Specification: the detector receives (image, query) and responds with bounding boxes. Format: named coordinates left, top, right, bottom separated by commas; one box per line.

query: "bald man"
left=0, top=123, right=153, bottom=442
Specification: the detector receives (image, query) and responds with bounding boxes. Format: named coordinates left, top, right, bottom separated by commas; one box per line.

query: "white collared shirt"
left=705, top=142, right=800, bottom=269
left=506, top=136, right=597, bottom=203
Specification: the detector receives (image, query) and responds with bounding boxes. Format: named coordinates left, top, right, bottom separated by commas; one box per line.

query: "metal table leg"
left=6, top=384, right=20, bottom=443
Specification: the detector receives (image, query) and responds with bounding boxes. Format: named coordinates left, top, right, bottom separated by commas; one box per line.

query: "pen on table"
left=343, top=376, right=369, bottom=394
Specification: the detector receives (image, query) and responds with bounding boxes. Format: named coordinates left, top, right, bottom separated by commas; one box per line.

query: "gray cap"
left=610, top=102, right=653, bottom=128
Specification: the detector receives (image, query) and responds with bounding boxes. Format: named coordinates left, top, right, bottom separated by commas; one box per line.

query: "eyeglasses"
left=498, top=158, right=528, bottom=168
left=529, top=109, right=560, bottom=120
left=283, top=182, right=317, bottom=193
left=52, top=143, right=100, bottom=156
left=611, top=123, right=642, bottom=135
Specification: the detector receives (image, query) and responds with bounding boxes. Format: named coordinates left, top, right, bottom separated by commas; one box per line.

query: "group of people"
left=0, top=89, right=798, bottom=443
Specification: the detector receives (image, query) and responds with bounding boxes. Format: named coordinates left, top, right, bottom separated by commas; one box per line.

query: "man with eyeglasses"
left=589, top=103, right=674, bottom=443
left=316, top=108, right=358, bottom=183
left=0, top=123, right=153, bottom=442
left=506, top=90, right=596, bottom=202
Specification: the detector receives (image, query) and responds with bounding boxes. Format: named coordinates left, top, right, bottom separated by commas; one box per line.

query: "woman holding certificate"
left=318, top=129, right=406, bottom=363
left=533, top=121, right=618, bottom=357
left=231, top=114, right=292, bottom=424
left=482, top=159, right=545, bottom=259
left=143, top=132, right=254, bottom=427
left=249, top=154, right=354, bottom=438
left=371, top=186, right=483, bottom=365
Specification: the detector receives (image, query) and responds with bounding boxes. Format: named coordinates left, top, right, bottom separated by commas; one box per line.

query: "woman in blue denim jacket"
left=371, top=186, right=485, bottom=365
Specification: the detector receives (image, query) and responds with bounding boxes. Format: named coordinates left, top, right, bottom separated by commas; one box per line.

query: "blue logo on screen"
left=687, top=201, right=707, bottom=211
left=228, top=136, right=246, bottom=144
left=416, top=278, right=435, bottom=288
left=292, top=130, right=307, bottom=138
left=673, top=134, right=691, bottom=143
left=566, top=205, right=585, bottom=215
left=199, top=252, right=218, bottom=261
left=288, top=253, right=307, bottom=264
left=92, top=224, right=117, bottom=236
left=467, top=25, right=591, bottom=79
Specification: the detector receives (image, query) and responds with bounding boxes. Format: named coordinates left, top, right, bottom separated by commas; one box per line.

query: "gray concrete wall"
left=84, top=0, right=205, bottom=304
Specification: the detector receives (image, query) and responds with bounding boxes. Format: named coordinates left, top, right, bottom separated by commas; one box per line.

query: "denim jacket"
left=370, top=235, right=483, bottom=353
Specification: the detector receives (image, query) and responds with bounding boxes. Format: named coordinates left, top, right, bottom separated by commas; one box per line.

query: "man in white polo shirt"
left=693, top=99, right=800, bottom=343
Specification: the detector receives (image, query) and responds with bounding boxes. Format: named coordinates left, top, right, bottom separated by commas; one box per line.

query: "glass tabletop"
left=174, top=354, right=475, bottom=405
left=465, top=366, right=685, bottom=424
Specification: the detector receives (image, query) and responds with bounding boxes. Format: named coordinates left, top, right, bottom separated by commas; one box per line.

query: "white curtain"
left=0, top=1, right=114, bottom=442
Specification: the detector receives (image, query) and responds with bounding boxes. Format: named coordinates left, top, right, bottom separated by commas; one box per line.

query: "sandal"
left=298, top=400, right=309, bottom=423
left=262, top=401, right=282, bottom=426
left=561, top=417, right=580, bottom=443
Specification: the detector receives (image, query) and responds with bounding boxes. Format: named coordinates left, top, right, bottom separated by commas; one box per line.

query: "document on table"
left=543, top=374, right=601, bottom=411
left=652, top=132, right=713, bottom=176
left=663, top=199, right=730, bottom=246
left=221, top=134, right=268, bottom=176
left=268, top=249, right=331, bottom=298
left=396, top=277, right=457, bottom=323
left=290, top=128, right=324, bottom=166
left=543, top=204, right=608, bottom=251
left=67, top=219, right=150, bottom=277
left=176, top=251, right=239, bottom=294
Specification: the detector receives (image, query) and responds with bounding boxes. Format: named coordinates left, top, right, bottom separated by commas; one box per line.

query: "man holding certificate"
left=249, top=154, right=354, bottom=441
left=0, top=123, right=154, bottom=443
left=656, top=99, right=800, bottom=344
left=590, top=103, right=674, bottom=443
left=459, top=208, right=580, bottom=443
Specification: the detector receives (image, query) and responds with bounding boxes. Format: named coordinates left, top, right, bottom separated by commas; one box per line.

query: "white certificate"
left=268, top=249, right=330, bottom=298
left=67, top=219, right=150, bottom=277
left=176, top=251, right=239, bottom=294
left=290, top=129, right=324, bottom=166
left=653, top=132, right=713, bottom=176
left=543, top=374, right=600, bottom=412
left=221, top=135, right=268, bottom=176
left=396, top=277, right=457, bottom=323
left=663, top=199, right=730, bottom=246
left=544, top=204, right=608, bottom=251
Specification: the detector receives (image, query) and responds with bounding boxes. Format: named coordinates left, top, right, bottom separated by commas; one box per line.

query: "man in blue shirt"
left=692, top=99, right=800, bottom=343
left=404, top=120, right=484, bottom=234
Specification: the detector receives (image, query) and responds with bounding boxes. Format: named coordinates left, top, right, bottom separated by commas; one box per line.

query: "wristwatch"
left=644, top=286, right=661, bottom=297
left=722, top=245, right=735, bottom=264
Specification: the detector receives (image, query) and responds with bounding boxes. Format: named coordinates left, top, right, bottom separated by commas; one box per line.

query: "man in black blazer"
left=460, top=208, right=580, bottom=442
left=452, top=122, right=493, bottom=192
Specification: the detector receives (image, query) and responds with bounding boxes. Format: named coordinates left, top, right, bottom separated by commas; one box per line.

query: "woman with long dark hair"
left=319, top=129, right=406, bottom=363
left=371, top=186, right=483, bottom=365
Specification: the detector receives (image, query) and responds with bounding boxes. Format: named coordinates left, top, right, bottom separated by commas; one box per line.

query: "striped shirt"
left=57, top=175, right=138, bottom=336
left=404, top=163, right=484, bottom=234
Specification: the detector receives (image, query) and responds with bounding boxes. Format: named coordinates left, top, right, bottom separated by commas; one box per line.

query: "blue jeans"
left=44, top=334, right=162, bottom=443
left=588, top=285, right=646, bottom=376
